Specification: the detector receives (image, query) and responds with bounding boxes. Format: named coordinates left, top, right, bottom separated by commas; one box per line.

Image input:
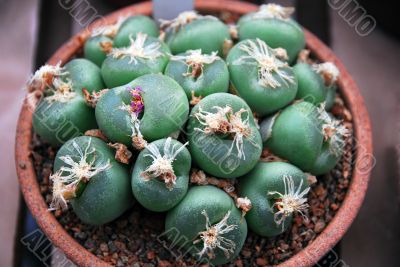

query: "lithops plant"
left=227, top=38, right=298, bottom=116
left=187, top=93, right=262, bottom=178
left=64, top=58, right=105, bottom=94
left=239, top=162, right=310, bottom=236
left=237, top=4, right=305, bottom=63
left=50, top=136, right=133, bottom=225
left=84, top=16, right=127, bottom=67
left=165, top=186, right=247, bottom=265
left=260, top=101, right=349, bottom=175
left=113, top=15, right=159, bottom=47
left=164, top=49, right=229, bottom=104
left=315, top=62, right=340, bottom=111
left=101, top=33, right=170, bottom=88
left=31, top=60, right=103, bottom=146
left=95, top=74, right=189, bottom=149
left=260, top=101, right=323, bottom=171
left=131, top=138, right=191, bottom=212
left=293, top=61, right=340, bottom=106
left=310, top=104, right=349, bottom=175
left=160, top=11, right=231, bottom=55
left=84, top=15, right=159, bottom=67
left=84, top=35, right=114, bottom=66
left=293, top=62, right=327, bottom=105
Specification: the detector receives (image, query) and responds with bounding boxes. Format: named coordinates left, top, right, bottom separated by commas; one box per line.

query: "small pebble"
left=100, top=242, right=109, bottom=253
left=234, top=259, right=243, bottom=267
left=147, top=251, right=156, bottom=260
left=314, top=220, right=326, bottom=233
left=108, top=241, right=117, bottom=253
left=241, top=249, right=251, bottom=258
left=256, top=257, right=267, bottom=266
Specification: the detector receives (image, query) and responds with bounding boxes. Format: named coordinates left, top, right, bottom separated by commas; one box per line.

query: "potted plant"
left=16, top=1, right=373, bottom=266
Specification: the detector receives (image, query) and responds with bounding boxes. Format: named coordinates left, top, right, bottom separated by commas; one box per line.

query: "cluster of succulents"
left=28, top=4, right=349, bottom=265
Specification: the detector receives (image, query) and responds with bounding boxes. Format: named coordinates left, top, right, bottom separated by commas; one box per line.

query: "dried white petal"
left=194, top=210, right=237, bottom=260
left=318, top=104, right=349, bottom=156
left=236, top=197, right=252, bottom=216
left=58, top=138, right=111, bottom=187
left=49, top=139, right=111, bottom=211
left=227, top=108, right=254, bottom=160
left=233, top=39, right=295, bottom=88
left=29, top=62, right=68, bottom=88
left=313, top=62, right=340, bottom=86
left=273, top=47, right=289, bottom=61
left=110, top=33, right=163, bottom=64
left=160, top=11, right=216, bottom=32
left=268, top=175, right=310, bottom=230
left=170, top=49, right=219, bottom=77
left=194, top=105, right=259, bottom=160
left=49, top=171, right=71, bottom=211
left=194, top=105, right=232, bottom=135
left=141, top=137, right=188, bottom=189
left=251, top=4, right=294, bottom=20
left=44, top=78, right=76, bottom=103
left=91, top=16, right=127, bottom=37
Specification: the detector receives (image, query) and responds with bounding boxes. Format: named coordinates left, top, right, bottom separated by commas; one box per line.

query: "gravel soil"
left=31, top=96, right=354, bottom=267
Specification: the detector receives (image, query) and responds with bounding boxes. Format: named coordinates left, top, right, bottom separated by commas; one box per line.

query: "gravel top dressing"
left=31, top=95, right=353, bottom=266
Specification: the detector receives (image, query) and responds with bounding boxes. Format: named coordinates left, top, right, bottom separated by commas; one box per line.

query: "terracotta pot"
left=15, top=1, right=373, bottom=266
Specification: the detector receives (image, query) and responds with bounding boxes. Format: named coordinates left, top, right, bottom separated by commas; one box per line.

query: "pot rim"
left=15, top=1, right=373, bottom=266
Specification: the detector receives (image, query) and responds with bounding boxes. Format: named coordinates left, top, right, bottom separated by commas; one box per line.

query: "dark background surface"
left=0, top=0, right=398, bottom=266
